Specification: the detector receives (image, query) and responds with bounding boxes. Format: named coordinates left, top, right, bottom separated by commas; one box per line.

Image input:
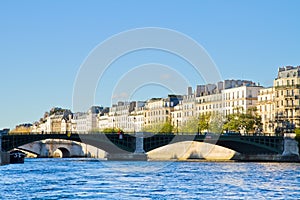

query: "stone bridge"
left=18, top=140, right=85, bottom=158
left=1, top=132, right=289, bottom=161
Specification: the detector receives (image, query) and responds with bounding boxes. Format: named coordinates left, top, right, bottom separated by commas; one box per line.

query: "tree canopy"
left=143, top=122, right=174, bottom=134
left=223, top=107, right=262, bottom=134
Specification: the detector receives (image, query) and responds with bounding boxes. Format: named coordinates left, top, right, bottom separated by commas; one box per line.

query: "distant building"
left=72, top=106, right=103, bottom=133
left=183, top=80, right=260, bottom=118
left=177, top=80, right=261, bottom=133
left=144, top=95, right=182, bottom=129
left=274, top=66, right=300, bottom=128
left=99, top=101, right=146, bottom=132
left=257, top=87, right=275, bottom=134
left=25, top=72, right=300, bottom=136
left=10, top=123, right=32, bottom=134
left=222, top=85, right=262, bottom=115
left=181, top=94, right=196, bottom=125
left=171, top=102, right=183, bottom=132
left=109, top=101, right=132, bottom=132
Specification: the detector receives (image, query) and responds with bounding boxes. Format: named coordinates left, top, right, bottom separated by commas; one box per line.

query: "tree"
left=102, top=128, right=122, bottom=133
left=223, top=113, right=241, bottom=132
left=180, top=113, right=224, bottom=134
left=198, top=113, right=211, bottom=133
left=295, top=128, right=300, bottom=152
left=159, top=122, right=174, bottom=134
left=223, top=107, right=261, bottom=134
left=209, top=112, right=225, bottom=133
left=143, top=122, right=174, bottom=134
left=181, top=117, right=199, bottom=133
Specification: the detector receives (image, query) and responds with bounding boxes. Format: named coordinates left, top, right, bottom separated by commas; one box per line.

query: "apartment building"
left=222, top=85, right=262, bottom=115
left=185, top=80, right=260, bottom=117
left=171, top=103, right=182, bottom=132
left=72, top=106, right=103, bottom=133
left=32, top=108, right=73, bottom=133
left=144, top=95, right=182, bottom=128
left=129, top=102, right=145, bottom=132
left=106, top=101, right=146, bottom=132
left=274, top=66, right=300, bottom=128
left=257, top=87, right=275, bottom=134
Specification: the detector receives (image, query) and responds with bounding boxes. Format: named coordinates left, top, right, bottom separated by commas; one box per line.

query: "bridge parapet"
left=1, top=133, right=136, bottom=154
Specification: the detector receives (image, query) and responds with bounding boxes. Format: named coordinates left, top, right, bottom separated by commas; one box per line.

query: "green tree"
left=181, top=117, right=199, bottom=133
left=295, top=128, right=300, bottom=136
left=223, top=107, right=261, bottom=134
left=295, top=128, right=300, bottom=152
left=143, top=121, right=174, bottom=134
left=159, top=122, right=174, bottom=134
left=209, top=112, right=225, bottom=133
left=198, top=113, right=211, bottom=133
left=102, top=128, right=122, bottom=133
left=223, top=113, right=241, bottom=132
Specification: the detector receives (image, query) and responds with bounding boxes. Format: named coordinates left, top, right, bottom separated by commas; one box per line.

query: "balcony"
left=275, top=84, right=300, bottom=89
left=284, top=95, right=294, bottom=99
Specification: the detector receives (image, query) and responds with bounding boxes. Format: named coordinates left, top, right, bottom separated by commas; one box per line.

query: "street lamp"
left=176, top=119, right=179, bottom=134
left=133, top=117, right=136, bottom=134
left=113, top=119, right=115, bottom=131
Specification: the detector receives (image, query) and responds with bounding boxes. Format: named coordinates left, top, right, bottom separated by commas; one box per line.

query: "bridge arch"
left=143, top=134, right=283, bottom=155
left=54, top=147, right=71, bottom=158
left=147, top=141, right=237, bottom=160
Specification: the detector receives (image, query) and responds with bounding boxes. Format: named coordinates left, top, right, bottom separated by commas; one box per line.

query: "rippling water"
left=1, top=158, right=300, bottom=199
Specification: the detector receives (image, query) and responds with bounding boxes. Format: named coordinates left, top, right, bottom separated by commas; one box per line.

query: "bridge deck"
left=1, top=133, right=284, bottom=155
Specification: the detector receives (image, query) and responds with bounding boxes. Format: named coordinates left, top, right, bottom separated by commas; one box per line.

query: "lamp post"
left=176, top=119, right=179, bottom=134
left=133, top=117, right=136, bottom=134
left=113, top=119, right=115, bottom=132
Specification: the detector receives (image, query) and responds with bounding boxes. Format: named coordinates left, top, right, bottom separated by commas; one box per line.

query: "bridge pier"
left=107, top=132, right=147, bottom=161
left=0, top=133, right=9, bottom=165
left=281, top=133, right=300, bottom=161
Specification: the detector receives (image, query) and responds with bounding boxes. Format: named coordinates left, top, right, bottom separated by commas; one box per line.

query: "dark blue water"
left=1, top=158, right=300, bottom=199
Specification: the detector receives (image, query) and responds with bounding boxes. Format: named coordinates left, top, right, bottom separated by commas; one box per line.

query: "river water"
left=0, top=158, right=299, bottom=199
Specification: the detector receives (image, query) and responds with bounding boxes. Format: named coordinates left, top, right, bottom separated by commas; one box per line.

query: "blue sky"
left=0, top=1, right=299, bottom=129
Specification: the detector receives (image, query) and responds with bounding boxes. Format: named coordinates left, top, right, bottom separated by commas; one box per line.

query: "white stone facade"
left=257, top=87, right=275, bottom=134
left=221, top=85, right=262, bottom=115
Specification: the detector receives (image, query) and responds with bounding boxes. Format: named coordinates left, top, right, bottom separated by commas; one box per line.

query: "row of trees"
left=142, top=107, right=262, bottom=134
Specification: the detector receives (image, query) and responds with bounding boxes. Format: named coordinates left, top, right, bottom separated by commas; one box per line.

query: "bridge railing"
left=6, top=131, right=284, bottom=138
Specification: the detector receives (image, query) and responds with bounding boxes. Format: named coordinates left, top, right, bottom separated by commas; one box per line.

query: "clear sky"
left=0, top=0, right=299, bottom=129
